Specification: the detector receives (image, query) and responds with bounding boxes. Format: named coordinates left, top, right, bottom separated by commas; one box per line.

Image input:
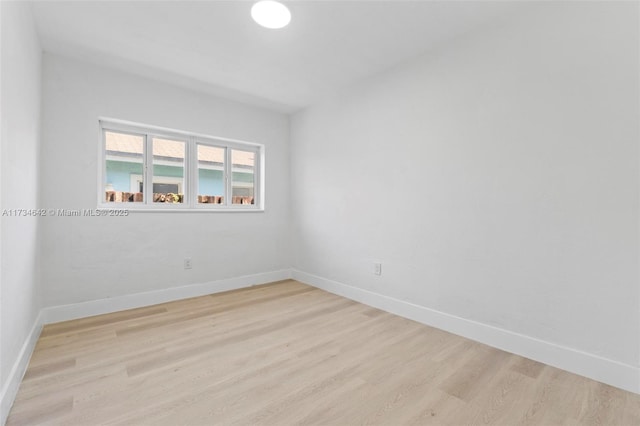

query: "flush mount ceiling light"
left=251, top=1, right=291, bottom=29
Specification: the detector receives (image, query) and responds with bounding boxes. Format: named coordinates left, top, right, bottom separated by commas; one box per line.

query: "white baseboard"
left=292, top=269, right=640, bottom=395
left=1, top=311, right=44, bottom=425
left=42, top=269, right=292, bottom=324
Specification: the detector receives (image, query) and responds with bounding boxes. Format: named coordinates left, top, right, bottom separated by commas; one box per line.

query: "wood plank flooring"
left=7, top=280, right=640, bottom=425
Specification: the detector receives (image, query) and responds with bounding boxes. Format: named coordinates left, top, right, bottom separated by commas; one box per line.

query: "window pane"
left=197, top=144, right=225, bottom=204
left=152, top=138, right=185, bottom=204
left=104, top=131, right=144, bottom=203
left=231, top=149, right=255, bottom=205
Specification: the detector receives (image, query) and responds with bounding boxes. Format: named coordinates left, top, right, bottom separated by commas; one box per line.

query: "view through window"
left=101, top=121, right=262, bottom=210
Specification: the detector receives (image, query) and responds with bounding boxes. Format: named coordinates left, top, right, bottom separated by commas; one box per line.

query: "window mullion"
left=99, top=129, right=107, bottom=204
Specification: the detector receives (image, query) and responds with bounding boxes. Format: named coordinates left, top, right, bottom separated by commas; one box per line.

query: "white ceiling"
left=32, top=1, right=521, bottom=113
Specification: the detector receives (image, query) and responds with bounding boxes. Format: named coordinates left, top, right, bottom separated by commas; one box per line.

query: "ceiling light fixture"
left=251, top=1, right=291, bottom=29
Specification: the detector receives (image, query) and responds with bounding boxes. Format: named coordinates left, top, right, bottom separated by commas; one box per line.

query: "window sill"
left=97, top=206, right=264, bottom=213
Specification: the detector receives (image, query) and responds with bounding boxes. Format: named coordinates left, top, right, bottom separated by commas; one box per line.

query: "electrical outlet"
left=184, top=258, right=192, bottom=269
left=373, top=263, right=382, bottom=276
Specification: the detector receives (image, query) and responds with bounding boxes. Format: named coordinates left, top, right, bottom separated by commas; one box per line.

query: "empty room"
left=1, top=0, right=639, bottom=424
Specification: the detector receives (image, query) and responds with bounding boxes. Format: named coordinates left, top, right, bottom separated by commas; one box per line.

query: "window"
left=231, top=149, right=256, bottom=205
left=100, top=120, right=263, bottom=210
left=196, top=144, right=225, bottom=204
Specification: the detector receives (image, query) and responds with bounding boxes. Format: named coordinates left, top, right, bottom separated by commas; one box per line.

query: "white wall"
left=291, top=1, right=639, bottom=387
left=0, top=1, right=43, bottom=421
left=39, top=54, right=290, bottom=307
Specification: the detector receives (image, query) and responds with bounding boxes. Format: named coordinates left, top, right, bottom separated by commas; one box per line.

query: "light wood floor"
left=7, top=280, right=640, bottom=425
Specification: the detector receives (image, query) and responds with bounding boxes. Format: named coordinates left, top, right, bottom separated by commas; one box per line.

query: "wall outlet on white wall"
left=184, top=258, right=193, bottom=269
left=373, top=263, right=382, bottom=276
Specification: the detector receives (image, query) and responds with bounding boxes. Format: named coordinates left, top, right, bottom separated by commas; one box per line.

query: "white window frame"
left=98, top=119, right=264, bottom=212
